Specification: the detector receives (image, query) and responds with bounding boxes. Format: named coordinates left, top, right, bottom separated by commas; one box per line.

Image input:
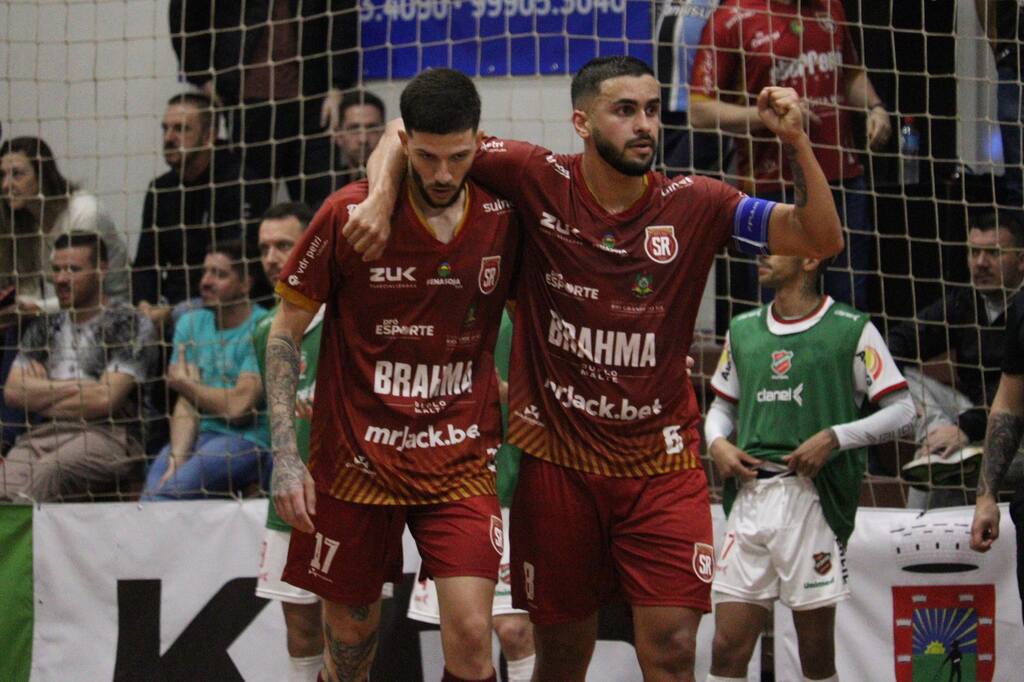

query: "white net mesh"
left=0, top=0, right=1020, bottom=508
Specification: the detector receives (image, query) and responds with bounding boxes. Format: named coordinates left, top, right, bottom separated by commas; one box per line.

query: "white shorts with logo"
left=256, top=528, right=321, bottom=605
left=407, top=507, right=525, bottom=624
left=713, top=475, right=850, bottom=611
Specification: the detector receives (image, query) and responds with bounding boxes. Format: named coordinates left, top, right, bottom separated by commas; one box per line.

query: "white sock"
left=705, top=676, right=746, bottom=682
left=288, top=654, right=322, bottom=682
left=804, top=675, right=838, bottom=682
left=505, top=654, right=535, bottom=682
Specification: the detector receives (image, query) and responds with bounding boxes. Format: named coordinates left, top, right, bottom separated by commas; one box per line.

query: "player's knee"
left=446, top=610, right=492, bottom=651
left=711, top=627, right=755, bottom=668
left=636, top=623, right=696, bottom=672
left=493, top=616, right=534, bottom=660
left=283, top=602, right=323, bottom=657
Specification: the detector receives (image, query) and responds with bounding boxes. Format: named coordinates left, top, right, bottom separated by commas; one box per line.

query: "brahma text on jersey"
left=373, top=360, right=473, bottom=398
left=547, top=310, right=656, bottom=368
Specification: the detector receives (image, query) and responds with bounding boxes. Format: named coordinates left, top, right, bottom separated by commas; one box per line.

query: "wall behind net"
left=0, top=0, right=1016, bottom=505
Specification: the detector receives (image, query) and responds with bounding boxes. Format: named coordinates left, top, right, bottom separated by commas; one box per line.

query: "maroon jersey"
left=690, top=0, right=863, bottom=194
left=276, top=180, right=519, bottom=504
left=471, top=138, right=744, bottom=477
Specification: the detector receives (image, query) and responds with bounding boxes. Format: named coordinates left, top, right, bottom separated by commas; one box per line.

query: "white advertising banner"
left=27, top=500, right=757, bottom=681
left=774, top=505, right=1023, bottom=682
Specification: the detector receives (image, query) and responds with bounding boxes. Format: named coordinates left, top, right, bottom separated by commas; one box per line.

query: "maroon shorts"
left=510, top=455, right=715, bottom=624
left=283, top=491, right=502, bottom=606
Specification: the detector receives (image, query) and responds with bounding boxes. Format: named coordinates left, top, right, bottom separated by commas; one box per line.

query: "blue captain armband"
left=732, top=196, right=778, bottom=256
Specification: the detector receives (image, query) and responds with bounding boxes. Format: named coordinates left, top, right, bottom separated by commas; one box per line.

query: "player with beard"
left=265, top=69, right=519, bottom=682
left=341, top=55, right=843, bottom=681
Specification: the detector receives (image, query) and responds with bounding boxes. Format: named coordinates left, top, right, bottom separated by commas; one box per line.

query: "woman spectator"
left=0, top=136, right=129, bottom=311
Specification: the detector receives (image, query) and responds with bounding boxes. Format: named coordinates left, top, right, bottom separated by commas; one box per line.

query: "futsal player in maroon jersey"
left=344, top=56, right=843, bottom=681
left=264, top=69, right=519, bottom=682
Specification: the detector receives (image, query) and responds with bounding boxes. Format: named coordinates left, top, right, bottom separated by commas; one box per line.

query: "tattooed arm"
left=266, top=299, right=318, bottom=533
left=971, top=373, right=1024, bottom=552
left=752, top=86, right=844, bottom=260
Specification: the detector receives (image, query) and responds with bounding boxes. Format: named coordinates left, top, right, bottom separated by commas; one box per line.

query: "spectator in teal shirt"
left=143, top=240, right=270, bottom=499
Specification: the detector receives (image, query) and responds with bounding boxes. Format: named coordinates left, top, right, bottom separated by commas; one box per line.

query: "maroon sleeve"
left=690, top=5, right=741, bottom=99
left=470, top=137, right=545, bottom=206
left=276, top=192, right=355, bottom=310
left=700, top=176, right=746, bottom=251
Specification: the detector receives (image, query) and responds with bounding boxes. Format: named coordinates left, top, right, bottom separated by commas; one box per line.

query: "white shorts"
left=407, top=507, right=525, bottom=624
left=256, top=528, right=320, bottom=605
left=712, top=475, right=850, bottom=611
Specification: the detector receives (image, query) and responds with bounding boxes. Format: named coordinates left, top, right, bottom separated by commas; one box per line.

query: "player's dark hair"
left=262, top=201, right=314, bottom=230
left=340, top=89, right=386, bottom=121
left=970, top=209, right=1024, bottom=247
left=167, top=92, right=214, bottom=133
left=207, top=239, right=251, bottom=279
left=571, top=56, right=655, bottom=108
left=53, top=230, right=108, bottom=265
left=400, top=69, right=481, bottom=135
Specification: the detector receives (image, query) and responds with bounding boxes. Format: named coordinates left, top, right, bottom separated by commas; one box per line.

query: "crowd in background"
left=0, top=0, right=1021, bottom=513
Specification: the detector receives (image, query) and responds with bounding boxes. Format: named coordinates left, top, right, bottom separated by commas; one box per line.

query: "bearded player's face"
left=402, top=129, right=479, bottom=209
left=581, top=74, right=660, bottom=177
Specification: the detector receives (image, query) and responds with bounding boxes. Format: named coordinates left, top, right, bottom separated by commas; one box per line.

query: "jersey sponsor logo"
left=375, top=319, right=435, bottom=338
left=481, top=139, right=506, bottom=153
left=757, top=383, right=804, bottom=406
left=427, top=262, right=463, bottom=288
left=514, top=404, right=544, bottom=427
left=369, top=266, right=417, bottom=289
left=631, top=273, right=654, bottom=298
left=490, top=515, right=504, bottom=555
left=363, top=422, right=481, bottom=451
left=610, top=301, right=666, bottom=315
left=815, top=12, right=837, bottom=34
left=544, top=379, right=663, bottom=420
left=693, top=542, right=716, bottom=583
left=548, top=310, right=657, bottom=368
left=597, top=232, right=628, bottom=255
left=771, top=50, right=842, bottom=85
left=813, top=551, right=833, bottom=575
left=660, top=176, right=693, bottom=197
left=834, top=309, right=862, bottom=321
left=861, top=346, right=884, bottom=382
left=750, top=29, right=782, bottom=49
left=544, top=154, right=571, bottom=179
left=716, top=343, right=732, bottom=382
left=771, top=349, right=794, bottom=378
left=544, top=270, right=600, bottom=300
left=482, top=198, right=513, bottom=214
left=289, top=235, right=327, bottom=286
left=644, top=226, right=679, bottom=264
left=539, top=211, right=583, bottom=244
left=373, top=360, right=473, bottom=398
left=478, top=256, right=501, bottom=295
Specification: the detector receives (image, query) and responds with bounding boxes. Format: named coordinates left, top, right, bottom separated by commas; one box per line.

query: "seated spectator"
left=142, top=240, right=270, bottom=500
left=132, top=93, right=272, bottom=327
left=888, top=211, right=1024, bottom=508
left=331, top=89, right=385, bottom=190
left=0, top=136, right=130, bottom=311
left=0, top=232, right=156, bottom=502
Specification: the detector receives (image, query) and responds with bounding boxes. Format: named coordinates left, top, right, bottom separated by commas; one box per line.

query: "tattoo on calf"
left=324, top=621, right=378, bottom=682
left=978, top=412, right=1024, bottom=497
left=784, top=144, right=808, bottom=208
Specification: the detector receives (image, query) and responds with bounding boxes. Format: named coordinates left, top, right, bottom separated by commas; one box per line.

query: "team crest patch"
left=862, top=346, right=884, bottom=381
left=478, top=256, right=501, bottom=294
left=771, top=350, right=794, bottom=378
left=632, top=273, right=654, bottom=298
left=490, top=514, right=504, bottom=555
left=693, top=542, right=715, bottom=583
left=644, top=226, right=678, bottom=264
left=813, top=551, right=832, bottom=575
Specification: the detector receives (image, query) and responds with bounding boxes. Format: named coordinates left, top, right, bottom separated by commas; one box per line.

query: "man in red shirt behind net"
left=343, top=56, right=843, bottom=681
left=265, top=69, right=519, bottom=682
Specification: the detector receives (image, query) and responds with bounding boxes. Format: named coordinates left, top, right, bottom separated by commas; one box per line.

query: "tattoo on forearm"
left=784, top=144, right=808, bottom=208
left=266, top=333, right=307, bottom=488
left=324, top=621, right=378, bottom=681
left=977, top=412, right=1024, bottom=497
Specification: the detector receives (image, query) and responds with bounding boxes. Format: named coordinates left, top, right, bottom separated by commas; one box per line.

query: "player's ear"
left=398, top=129, right=409, bottom=151
left=803, top=257, right=821, bottom=273
left=475, top=130, right=485, bottom=145
left=571, top=108, right=591, bottom=140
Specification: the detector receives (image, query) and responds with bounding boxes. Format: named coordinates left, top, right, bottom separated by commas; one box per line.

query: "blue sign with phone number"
left=361, top=0, right=654, bottom=79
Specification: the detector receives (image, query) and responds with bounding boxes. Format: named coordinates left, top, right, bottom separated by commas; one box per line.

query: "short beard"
left=592, top=128, right=654, bottom=177
left=410, top=165, right=465, bottom=209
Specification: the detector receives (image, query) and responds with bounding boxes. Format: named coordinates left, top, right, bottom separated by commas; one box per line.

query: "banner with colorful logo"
left=774, top=506, right=1022, bottom=682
